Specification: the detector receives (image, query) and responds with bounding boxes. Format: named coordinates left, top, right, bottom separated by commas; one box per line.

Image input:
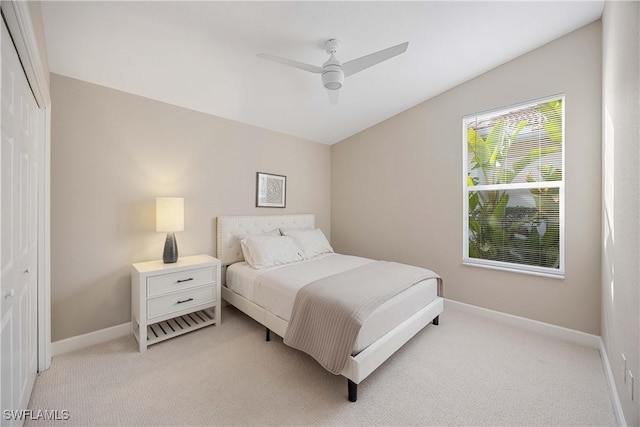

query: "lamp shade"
left=156, top=197, right=184, bottom=232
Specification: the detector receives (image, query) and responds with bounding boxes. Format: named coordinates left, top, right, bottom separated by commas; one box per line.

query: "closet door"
left=1, top=19, right=40, bottom=425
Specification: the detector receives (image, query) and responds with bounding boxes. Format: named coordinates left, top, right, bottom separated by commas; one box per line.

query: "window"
left=463, top=95, right=565, bottom=277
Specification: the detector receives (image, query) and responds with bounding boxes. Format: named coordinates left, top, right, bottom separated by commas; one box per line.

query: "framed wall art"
left=256, top=172, right=286, bottom=208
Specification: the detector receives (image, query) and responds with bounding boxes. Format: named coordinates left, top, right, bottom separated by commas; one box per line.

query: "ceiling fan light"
left=322, top=69, right=344, bottom=91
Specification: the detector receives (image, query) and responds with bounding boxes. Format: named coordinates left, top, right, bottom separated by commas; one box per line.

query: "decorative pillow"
left=281, top=228, right=333, bottom=259
left=240, top=235, right=304, bottom=269
left=234, top=230, right=281, bottom=264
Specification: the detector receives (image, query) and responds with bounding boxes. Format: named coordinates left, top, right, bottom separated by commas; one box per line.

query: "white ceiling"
left=42, top=1, right=604, bottom=145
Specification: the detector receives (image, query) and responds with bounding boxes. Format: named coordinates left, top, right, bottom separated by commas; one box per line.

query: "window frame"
left=462, top=94, right=566, bottom=279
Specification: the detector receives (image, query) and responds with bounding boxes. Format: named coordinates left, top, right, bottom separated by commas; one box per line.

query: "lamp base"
left=163, top=232, right=178, bottom=263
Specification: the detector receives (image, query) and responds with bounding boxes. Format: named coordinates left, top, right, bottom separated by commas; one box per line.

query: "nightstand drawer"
left=147, top=267, right=215, bottom=297
left=147, top=286, right=216, bottom=319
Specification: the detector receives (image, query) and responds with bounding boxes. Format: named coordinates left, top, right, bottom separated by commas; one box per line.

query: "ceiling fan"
left=257, top=39, right=409, bottom=105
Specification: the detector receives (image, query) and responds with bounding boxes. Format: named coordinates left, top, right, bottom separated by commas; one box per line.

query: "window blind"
left=463, top=95, right=565, bottom=277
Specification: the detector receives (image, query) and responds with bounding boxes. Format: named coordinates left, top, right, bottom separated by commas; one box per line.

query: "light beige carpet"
left=27, top=306, right=617, bottom=426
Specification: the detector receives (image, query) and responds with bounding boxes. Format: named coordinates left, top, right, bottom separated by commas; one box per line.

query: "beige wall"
left=331, top=22, right=602, bottom=334
left=50, top=74, right=331, bottom=341
left=601, top=1, right=640, bottom=425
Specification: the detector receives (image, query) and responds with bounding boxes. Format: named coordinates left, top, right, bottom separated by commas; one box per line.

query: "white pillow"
left=234, top=230, right=280, bottom=264
left=281, top=228, right=333, bottom=259
left=240, top=236, right=304, bottom=269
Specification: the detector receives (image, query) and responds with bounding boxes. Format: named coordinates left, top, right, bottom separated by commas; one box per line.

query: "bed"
left=217, top=214, right=443, bottom=402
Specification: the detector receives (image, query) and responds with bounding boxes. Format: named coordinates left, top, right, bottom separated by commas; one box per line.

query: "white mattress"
left=226, top=253, right=439, bottom=354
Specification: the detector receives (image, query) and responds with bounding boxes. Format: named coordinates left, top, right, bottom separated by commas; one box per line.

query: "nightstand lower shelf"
left=143, top=308, right=216, bottom=346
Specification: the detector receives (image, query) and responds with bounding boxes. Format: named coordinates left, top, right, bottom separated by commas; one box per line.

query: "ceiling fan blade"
left=342, top=42, right=409, bottom=77
left=327, top=89, right=340, bottom=105
left=257, top=53, right=323, bottom=74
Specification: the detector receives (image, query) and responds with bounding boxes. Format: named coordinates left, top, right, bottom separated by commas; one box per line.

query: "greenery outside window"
left=463, top=95, right=565, bottom=277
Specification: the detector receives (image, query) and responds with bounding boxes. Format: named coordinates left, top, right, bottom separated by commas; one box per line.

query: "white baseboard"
left=444, top=299, right=601, bottom=349
left=599, top=339, right=627, bottom=427
left=51, top=322, right=131, bottom=357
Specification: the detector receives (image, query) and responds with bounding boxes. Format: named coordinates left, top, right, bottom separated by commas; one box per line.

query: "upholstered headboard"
left=216, top=214, right=315, bottom=266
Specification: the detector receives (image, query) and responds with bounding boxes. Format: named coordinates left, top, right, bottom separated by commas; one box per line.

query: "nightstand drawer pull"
left=176, top=278, right=194, bottom=283
left=177, top=298, right=194, bottom=304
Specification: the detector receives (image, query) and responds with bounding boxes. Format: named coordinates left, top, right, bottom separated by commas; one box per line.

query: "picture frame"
left=256, top=172, right=287, bottom=208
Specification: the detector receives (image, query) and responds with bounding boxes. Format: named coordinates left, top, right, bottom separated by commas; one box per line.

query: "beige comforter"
left=283, top=261, right=442, bottom=374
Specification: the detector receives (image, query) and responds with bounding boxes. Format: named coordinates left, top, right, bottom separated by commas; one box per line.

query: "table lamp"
left=156, top=197, right=184, bottom=263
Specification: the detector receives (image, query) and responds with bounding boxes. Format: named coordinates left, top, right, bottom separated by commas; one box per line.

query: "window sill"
left=462, top=259, right=565, bottom=280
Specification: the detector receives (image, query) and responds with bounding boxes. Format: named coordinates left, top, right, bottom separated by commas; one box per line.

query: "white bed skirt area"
left=216, top=214, right=444, bottom=398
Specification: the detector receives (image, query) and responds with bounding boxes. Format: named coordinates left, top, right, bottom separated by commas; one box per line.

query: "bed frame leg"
left=266, top=328, right=271, bottom=342
left=432, top=315, right=439, bottom=326
left=348, top=380, right=357, bottom=402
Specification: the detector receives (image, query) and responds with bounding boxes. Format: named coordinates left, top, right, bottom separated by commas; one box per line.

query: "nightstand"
left=131, top=254, right=221, bottom=352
